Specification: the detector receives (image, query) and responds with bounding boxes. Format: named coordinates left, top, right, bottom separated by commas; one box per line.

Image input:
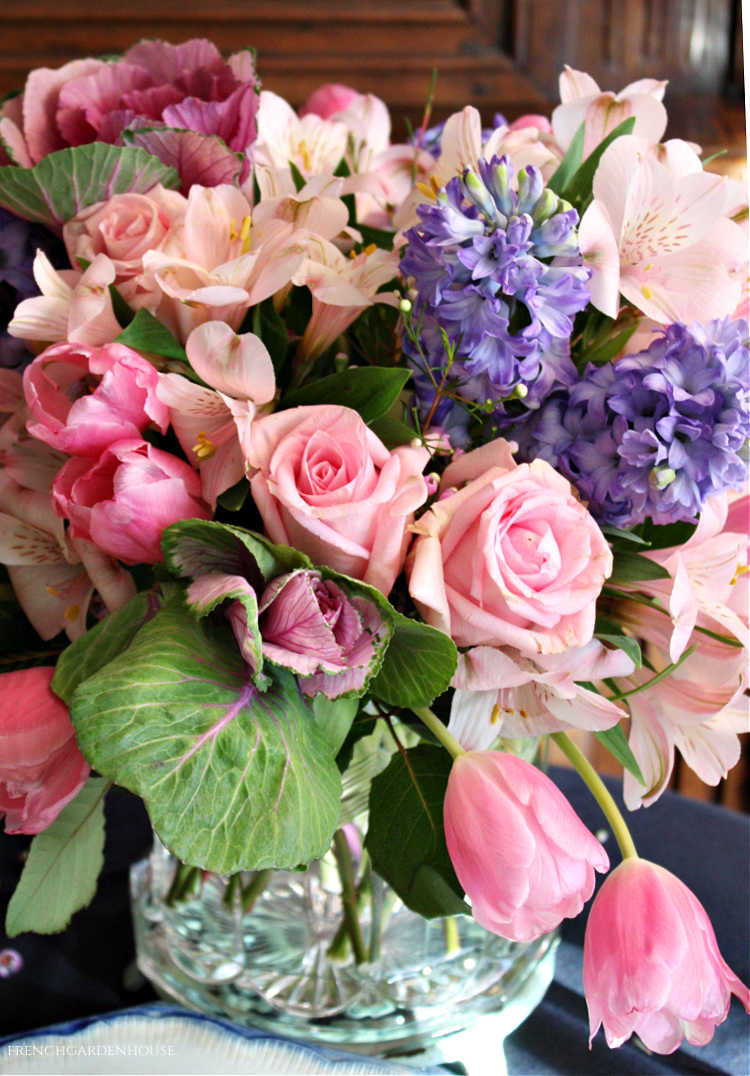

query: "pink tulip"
left=584, top=858, right=750, bottom=1052
left=52, top=439, right=210, bottom=564
left=0, top=667, right=89, bottom=834
left=24, top=340, right=168, bottom=457
left=300, top=83, right=361, bottom=120
left=444, top=750, right=609, bottom=941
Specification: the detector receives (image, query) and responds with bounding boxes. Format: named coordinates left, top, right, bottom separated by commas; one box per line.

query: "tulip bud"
left=444, top=750, right=609, bottom=941
left=584, top=858, right=750, bottom=1053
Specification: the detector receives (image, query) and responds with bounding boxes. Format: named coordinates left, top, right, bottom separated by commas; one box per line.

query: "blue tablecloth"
left=1, top=770, right=748, bottom=1074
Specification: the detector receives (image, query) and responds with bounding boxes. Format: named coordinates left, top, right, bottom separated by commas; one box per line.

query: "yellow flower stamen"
left=416, top=181, right=437, bottom=202
left=730, top=563, right=749, bottom=586
left=490, top=703, right=501, bottom=725
left=298, top=139, right=312, bottom=172
left=641, top=284, right=654, bottom=300
left=192, top=432, right=217, bottom=460
left=64, top=604, right=80, bottom=622
left=229, top=218, right=239, bottom=240
left=362, top=243, right=377, bottom=257
left=45, top=585, right=60, bottom=598
left=239, top=214, right=252, bottom=254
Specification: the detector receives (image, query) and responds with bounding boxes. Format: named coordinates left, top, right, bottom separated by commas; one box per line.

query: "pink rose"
left=300, top=83, right=361, bottom=120
left=444, top=750, right=609, bottom=941
left=63, top=187, right=184, bottom=282
left=259, top=570, right=389, bottom=697
left=584, top=858, right=750, bottom=1052
left=408, top=439, right=612, bottom=655
left=247, top=405, right=429, bottom=596
left=52, top=439, right=210, bottom=564
left=0, top=667, right=89, bottom=835
left=24, top=341, right=169, bottom=457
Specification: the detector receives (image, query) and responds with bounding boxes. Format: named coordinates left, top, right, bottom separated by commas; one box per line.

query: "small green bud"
left=399, top=298, right=413, bottom=314
left=513, top=383, right=529, bottom=399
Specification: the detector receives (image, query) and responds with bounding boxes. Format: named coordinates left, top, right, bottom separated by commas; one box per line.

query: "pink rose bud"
left=52, top=439, right=210, bottom=564
left=408, top=438, right=612, bottom=655
left=444, top=750, right=609, bottom=941
left=0, top=667, right=89, bottom=835
left=247, top=405, right=429, bottom=596
left=23, top=341, right=169, bottom=457
left=584, top=858, right=750, bottom=1053
left=258, top=570, right=388, bottom=698
left=300, top=83, right=361, bottom=119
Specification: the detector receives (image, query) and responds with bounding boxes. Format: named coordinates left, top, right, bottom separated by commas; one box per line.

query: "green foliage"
left=115, top=308, right=189, bottom=363
left=68, top=597, right=342, bottom=873
left=52, top=591, right=157, bottom=704
left=608, top=552, right=670, bottom=584
left=366, top=744, right=467, bottom=918
left=0, top=144, right=179, bottom=228
left=370, top=611, right=457, bottom=709
left=281, top=367, right=412, bottom=425
left=594, top=726, right=645, bottom=785
left=5, top=778, right=108, bottom=937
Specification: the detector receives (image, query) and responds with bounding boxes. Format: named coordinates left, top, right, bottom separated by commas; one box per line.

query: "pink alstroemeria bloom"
left=0, top=667, right=90, bottom=835
left=52, top=439, right=211, bottom=564
left=157, top=322, right=275, bottom=507
left=258, top=570, right=389, bottom=697
left=552, top=65, right=667, bottom=158
left=293, top=236, right=399, bottom=362
left=449, top=640, right=634, bottom=743
left=254, top=91, right=349, bottom=179
left=8, top=252, right=121, bottom=347
left=578, top=135, right=745, bottom=322
left=444, top=750, right=609, bottom=941
left=23, top=340, right=168, bottom=457
left=584, top=858, right=750, bottom=1052
left=251, top=171, right=355, bottom=243
left=608, top=493, right=749, bottom=808
left=141, top=184, right=306, bottom=342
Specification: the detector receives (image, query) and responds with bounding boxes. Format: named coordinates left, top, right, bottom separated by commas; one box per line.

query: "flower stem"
left=412, top=706, right=465, bottom=758
left=165, top=863, right=202, bottom=905
left=332, top=829, right=368, bottom=965
left=442, top=916, right=460, bottom=955
left=551, top=732, right=638, bottom=861
left=240, top=869, right=273, bottom=913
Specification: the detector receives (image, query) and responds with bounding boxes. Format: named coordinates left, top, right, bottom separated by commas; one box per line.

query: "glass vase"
left=130, top=836, right=558, bottom=1062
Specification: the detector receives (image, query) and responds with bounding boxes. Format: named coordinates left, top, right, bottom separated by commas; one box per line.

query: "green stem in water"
left=412, top=706, right=465, bottom=759
left=551, top=732, right=638, bottom=861
left=442, top=916, right=460, bottom=956
left=165, top=863, right=201, bottom=905
left=332, top=829, right=368, bottom=965
left=240, top=869, right=273, bottom=913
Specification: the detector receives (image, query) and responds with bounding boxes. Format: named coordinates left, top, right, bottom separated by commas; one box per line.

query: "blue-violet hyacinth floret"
left=400, top=154, right=590, bottom=440
left=514, top=318, right=750, bottom=526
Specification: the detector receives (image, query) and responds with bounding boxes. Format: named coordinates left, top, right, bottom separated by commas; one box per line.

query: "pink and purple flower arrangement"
left=0, top=42, right=747, bottom=1056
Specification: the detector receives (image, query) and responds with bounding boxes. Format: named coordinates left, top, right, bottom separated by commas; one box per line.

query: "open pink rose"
left=0, top=666, right=89, bottom=834
left=444, top=750, right=609, bottom=941
left=408, top=439, right=612, bottom=655
left=584, top=858, right=750, bottom=1052
left=247, top=405, right=429, bottom=596
left=63, top=187, right=185, bottom=283
left=52, top=439, right=210, bottom=564
left=259, top=570, right=389, bottom=697
left=24, top=341, right=168, bottom=457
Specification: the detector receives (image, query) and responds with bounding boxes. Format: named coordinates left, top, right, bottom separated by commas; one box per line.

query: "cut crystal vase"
left=130, top=837, right=558, bottom=1063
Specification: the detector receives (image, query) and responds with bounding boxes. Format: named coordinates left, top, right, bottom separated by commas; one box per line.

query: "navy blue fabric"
left=1, top=772, right=748, bottom=1073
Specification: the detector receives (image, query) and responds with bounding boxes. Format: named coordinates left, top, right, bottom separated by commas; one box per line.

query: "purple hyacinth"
left=0, top=208, right=66, bottom=370
left=514, top=319, right=750, bottom=526
left=400, top=154, right=589, bottom=441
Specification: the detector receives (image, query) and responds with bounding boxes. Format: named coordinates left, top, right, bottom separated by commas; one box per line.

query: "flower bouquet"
left=0, top=40, right=748, bottom=1057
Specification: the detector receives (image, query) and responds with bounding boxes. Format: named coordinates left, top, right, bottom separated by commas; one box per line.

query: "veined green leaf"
left=5, top=778, right=108, bottom=937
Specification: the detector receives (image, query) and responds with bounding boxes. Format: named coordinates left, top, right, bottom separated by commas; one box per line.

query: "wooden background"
left=0, top=0, right=747, bottom=806
left=0, top=0, right=745, bottom=166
